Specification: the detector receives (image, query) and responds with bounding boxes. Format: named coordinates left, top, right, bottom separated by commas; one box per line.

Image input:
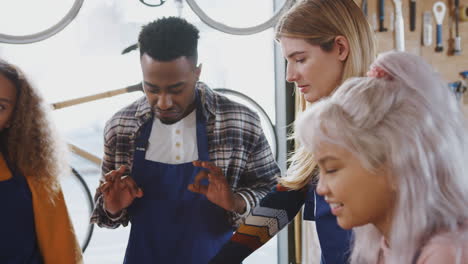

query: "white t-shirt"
left=145, top=110, right=198, bottom=164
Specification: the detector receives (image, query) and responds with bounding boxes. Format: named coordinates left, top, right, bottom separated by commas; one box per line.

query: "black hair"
left=138, top=17, right=200, bottom=65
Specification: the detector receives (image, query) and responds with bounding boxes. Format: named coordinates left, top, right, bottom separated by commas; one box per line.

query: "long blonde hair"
left=0, top=59, right=65, bottom=195
left=276, top=0, right=376, bottom=190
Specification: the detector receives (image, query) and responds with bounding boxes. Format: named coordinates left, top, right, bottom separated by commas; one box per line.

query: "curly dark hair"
left=0, top=59, right=66, bottom=196
left=138, top=16, right=200, bottom=65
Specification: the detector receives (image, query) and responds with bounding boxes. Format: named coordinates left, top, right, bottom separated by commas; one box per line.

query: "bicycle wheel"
left=61, top=167, right=95, bottom=252
left=0, top=0, right=84, bottom=44
left=214, top=88, right=278, bottom=160
left=185, top=0, right=296, bottom=35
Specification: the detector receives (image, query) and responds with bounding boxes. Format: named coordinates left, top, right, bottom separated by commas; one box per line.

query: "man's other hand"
left=99, top=165, right=144, bottom=215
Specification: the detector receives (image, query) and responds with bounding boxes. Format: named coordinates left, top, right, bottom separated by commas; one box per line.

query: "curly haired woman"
left=0, top=59, right=83, bottom=263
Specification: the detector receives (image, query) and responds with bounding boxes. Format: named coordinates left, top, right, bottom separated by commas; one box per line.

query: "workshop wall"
left=355, top=0, right=468, bottom=111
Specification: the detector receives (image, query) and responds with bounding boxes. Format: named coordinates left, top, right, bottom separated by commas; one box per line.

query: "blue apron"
left=124, top=96, right=234, bottom=264
left=304, top=188, right=352, bottom=264
left=0, top=155, right=43, bottom=264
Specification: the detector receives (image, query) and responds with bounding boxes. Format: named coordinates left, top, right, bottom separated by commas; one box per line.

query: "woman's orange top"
left=0, top=153, right=83, bottom=264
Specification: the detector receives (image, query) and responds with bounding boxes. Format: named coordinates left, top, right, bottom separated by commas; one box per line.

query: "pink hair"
left=296, top=51, right=468, bottom=263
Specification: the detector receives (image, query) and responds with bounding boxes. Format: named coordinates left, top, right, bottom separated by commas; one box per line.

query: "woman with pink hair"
left=296, top=51, right=468, bottom=263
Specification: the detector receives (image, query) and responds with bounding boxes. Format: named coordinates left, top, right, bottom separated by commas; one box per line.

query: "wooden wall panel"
left=355, top=0, right=468, bottom=111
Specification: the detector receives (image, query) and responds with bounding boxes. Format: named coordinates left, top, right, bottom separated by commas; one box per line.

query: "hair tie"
left=367, top=66, right=393, bottom=80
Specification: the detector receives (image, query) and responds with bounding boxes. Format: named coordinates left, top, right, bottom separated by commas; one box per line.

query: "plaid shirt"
left=91, top=82, right=280, bottom=228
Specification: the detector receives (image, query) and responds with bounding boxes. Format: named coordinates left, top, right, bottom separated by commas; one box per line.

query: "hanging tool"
left=390, top=11, right=395, bottom=31
left=454, top=0, right=461, bottom=55
left=448, top=71, right=468, bottom=102
left=423, top=11, right=433, bottom=47
left=433, top=1, right=446, bottom=52
left=372, top=13, right=378, bottom=31
left=362, top=0, right=368, bottom=17
left=461, top=5, right=468, bottom=22
left=392, top=0, right=405, bottom=51
left=379, top=0, right=388, bottom=32
left=449, top=81, right=466, bottom=102
left=410, top=0, right=416, bottom=31
left=459, top=71, right=468, bottom=104
left=461, top=71, right=468, bottom=82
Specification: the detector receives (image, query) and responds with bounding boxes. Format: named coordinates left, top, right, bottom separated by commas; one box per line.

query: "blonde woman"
left=0, top=59, right=82, bottom=263
left=296, top=51, right=468, bottom=263
left=210, top=0, right=375, bottom=263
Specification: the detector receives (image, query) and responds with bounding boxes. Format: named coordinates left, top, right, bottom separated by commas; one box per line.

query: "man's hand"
left=188, top=161, right=246, bottom=214
left=99, top=165, right=144, bottom=215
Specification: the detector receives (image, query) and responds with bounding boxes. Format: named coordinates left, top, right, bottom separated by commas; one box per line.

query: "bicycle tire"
left=214, top=88, right=278, bottom=160
left=139, top=0, right=166, bottom=7
left=0, top=0, right=84, bottom=44
left=185, top=0, right=296, bottom=35
left=71, top=167, right=95, bottom=253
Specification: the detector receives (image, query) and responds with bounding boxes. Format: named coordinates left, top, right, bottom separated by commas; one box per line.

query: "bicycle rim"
left=0, top=0, right=84, bottom=44
left=185, top=0, right=296, bottom=35
left=71, top=167, right=95, bottom=252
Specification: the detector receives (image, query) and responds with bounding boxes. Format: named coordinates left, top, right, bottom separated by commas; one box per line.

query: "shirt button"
left=175, top=129, right=181, bottom=134
left=176, top=155, right=181, bottom=160
left=176, top=142, right=181, bottom=147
